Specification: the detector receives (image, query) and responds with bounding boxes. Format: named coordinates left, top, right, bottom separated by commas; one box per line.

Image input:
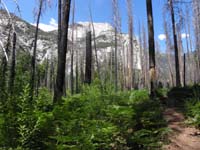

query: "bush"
left=0, top=84, right=168, bottom=149
left=129, top=90, right=167, bottom=149
left=51, top=88, right=167, bottom=150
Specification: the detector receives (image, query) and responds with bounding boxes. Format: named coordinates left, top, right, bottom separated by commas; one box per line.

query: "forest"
left=0, top=0, right=200, bottom=149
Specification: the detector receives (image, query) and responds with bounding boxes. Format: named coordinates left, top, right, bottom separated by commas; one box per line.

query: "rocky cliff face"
left=0, top=9, right=141, bottom=70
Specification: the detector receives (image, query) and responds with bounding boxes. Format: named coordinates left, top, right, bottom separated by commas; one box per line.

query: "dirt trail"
left=163, top=108, right=200, bottom=150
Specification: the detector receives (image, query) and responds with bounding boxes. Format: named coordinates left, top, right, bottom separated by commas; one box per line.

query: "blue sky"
left=4, top=0, right=190, bottom=51
left=5, top=0, right=163, bottom=35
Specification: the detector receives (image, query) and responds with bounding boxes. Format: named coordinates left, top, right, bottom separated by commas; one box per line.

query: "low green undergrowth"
left=167, top=84, right=200, bottom=128
left=184, top=85, right=200, bottom=128
left=0, top=85, right=168, bottom=150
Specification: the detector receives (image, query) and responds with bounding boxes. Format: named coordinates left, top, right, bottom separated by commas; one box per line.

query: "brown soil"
left=163, top=108, right=200, bottom=150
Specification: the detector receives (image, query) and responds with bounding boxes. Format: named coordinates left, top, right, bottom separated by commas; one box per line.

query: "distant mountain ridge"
left=0, top=9, right=141, bottom=70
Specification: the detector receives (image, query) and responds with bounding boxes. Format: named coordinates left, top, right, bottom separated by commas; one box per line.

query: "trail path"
left=163, top=108, right=200, bottom=150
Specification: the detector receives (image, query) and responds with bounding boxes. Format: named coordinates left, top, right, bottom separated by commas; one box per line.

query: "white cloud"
left=181, top=33, right=189, bottom=39
left=32, top=18, right=58, bottom=32
left=158, top=33, right=189, bottom=41
left=158, top=34, right=166, bottom=41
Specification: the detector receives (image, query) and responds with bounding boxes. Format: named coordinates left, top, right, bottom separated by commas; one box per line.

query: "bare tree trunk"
left=126, top=0, right=134, bottom=89
left=45, top=58, right=49, bottom=87
left=1, top=27, right=11, bottom=92
left=187, top=8, right=195, bottom=84
left=112, top=0, right=120, bottom=92
left=70, top=0, right=75, bottom=95
left=138, top=21, right=145, bottom=88
left=193, top=0, right=200, bottom=83
left=80, top=57, right=84, bottom=84
left=184, top=7, right=191, bottom=83
left=85, top=31, right=92, bottom=84
left=89, top=7, right=100, bottom=79
left=89, top=6, right=104, bottom=91
left=183, top=53, right=186, bottom=87
left=146, top=0, right=156, bottom=97
left=9, top=32, right=16, bottom=94
left=142, top=24, right=149, bottom=89
left=163, top=12, right=174, bottom=87
left=122, top=42, right=126, bottom=90
left=114, top=27, right=118, bottom=92
left=177, top=29, right=184, bottom=86
left=30, top=0, right=43, bottom=101
left=75, top=27, right=79, bottom=93
left=169, top=0, right=181, bottom=87
left=54, top=0, right=71, bottom=103
left=49, top=57, right=54, bottom=92
left=58, top=0, right=62, bottom=54
left=75, top=49, right=79, bottom=93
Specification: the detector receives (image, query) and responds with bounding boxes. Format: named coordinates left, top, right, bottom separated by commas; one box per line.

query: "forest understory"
left=1, top=0, right=200, bottom=149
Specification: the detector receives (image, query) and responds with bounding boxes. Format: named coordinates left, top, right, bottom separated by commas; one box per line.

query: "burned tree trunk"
left=9, top=32, right=16, bottom=94
left=30, top=0, right=43, bottom=101
left=114, top=27, right=118, bottom=91
left=169, top=0, right=181, bottom=87
left=85, top=31, right=92, bottom=84
left=183, top=53, right=186, bottom=87
left=146, top=0, right=156, bottom=97
left=70, top=0, right=75, bottom=95
left=126, top=0, right=134, bottom=89
left=54, top=0, right=71, bottom=103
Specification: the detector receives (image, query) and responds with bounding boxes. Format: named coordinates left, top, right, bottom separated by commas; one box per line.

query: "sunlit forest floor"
left=163, top=108, right=200, bottom=150
left=1, top=84, right=200, bottom=149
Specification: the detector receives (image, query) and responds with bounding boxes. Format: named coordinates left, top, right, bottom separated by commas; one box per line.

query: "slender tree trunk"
left=142, top=24, right=148, bottom=89
left=9, top=32, right=16, bottom=94
left=138, top=21, right=144, bottom=88
left=45, top=58, right=49, bottom=87
left=163, top=12, right=174, bottom=87
left=126, top=0, right=134, bottom=89
left=183, top=53, right=186, bottom=87
left=49, top=56, right=54, bottom=92
left=114, top=27, right=118, bottom=92
left=184, top=10, right=191, bottom=83
left=85, top=31, right=92, bottom=84
left=169, top=0, right=181, bottom=87
left=80, top=58, right=84, bottom=84
left=193, top=0, right=200, bottom=83
left=75, top=49, right=79, bottom=93
left=177, top=29, right=184, bottom=86
left=54, top=0, right=71, bottom=103
left=58, top=0, right=62, bottom=54
left=70, top=0, right=75, bottom=95
left=30, top=0, right=43, bottom=101
left=89, top=7, right=100, bottom=79
left=112, top=0, right=120, bottom=92
left=75, top=27, right=79, bottom=93
left=0, top=27, right=11, bottom=92
left=146, top=0, right=156, bottom=97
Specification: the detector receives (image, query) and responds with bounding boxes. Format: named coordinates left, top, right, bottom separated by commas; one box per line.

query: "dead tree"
left=30, top=0, right=43, bottom=101
left=112, top=0, right=121, bottom=92
left=89, top=5, right=100, bottom=79
left=9, top=32, right=16, bottom=94
left=183, top=53, right=186, bottom=87
left=0, top=26, right=11, bottom=92
left=192, top=0, right=200, bottom=82
left=146, top=0, right=156, bottom=97
left=126, top=0, right=134, bottom=89
left=163, top=12, right=174, bottom=87
left=54, top=0, right=71, bottom=103
left=142, top=24, right=149, bottom=89
left=85, top=31, right=92, bottom=84
left=168, top=0, right=181, bottom=86
left=70, top=0, right=75, bottom=94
